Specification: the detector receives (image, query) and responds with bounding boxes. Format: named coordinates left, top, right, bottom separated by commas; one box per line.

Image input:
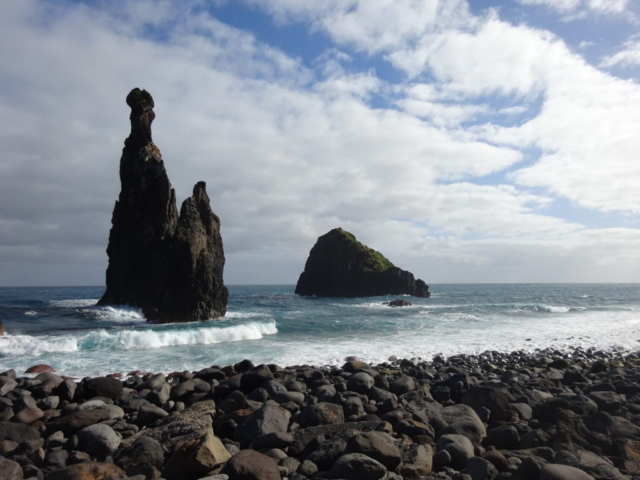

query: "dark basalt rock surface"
left=295, top=228, right=430, bottom=298
left=98, top=88, right=228, bottom=323
left=385, top=299, right=413, bottom=307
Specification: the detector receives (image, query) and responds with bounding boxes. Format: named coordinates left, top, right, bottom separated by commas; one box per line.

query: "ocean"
left=0, top=284, right=639, bottom=378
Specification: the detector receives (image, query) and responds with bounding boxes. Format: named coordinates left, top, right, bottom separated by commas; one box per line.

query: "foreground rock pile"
left=1, top=348, right=640, bottom=480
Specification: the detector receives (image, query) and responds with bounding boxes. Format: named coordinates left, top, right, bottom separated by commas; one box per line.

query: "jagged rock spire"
left=98, top=89, right=228, bottom=322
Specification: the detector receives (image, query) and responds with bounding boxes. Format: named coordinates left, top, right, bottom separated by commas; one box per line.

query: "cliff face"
left=98, top=88, right=228, bottom=322
left=295, top=228, right=430, bottom=298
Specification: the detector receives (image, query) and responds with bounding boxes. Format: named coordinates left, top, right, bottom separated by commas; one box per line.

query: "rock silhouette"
left=98, top=88, right=228, bottom=322
left=295, top=228, right=430, bottom=298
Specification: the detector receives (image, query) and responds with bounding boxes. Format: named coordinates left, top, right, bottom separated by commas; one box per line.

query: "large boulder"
left=234, top=404, right=289, bottom=446
left=461, top=387, right=514, bottom=422
left=295, top=228, right=430, bottom=297
left=440, top=404, right=487, bottom=444
left=97, top=88, right=228, bottom=323
left=0, top=458, right=22, bottom=480
left=0, top=421, right=40, bottom=443
left=76, top=424, right=121, bottom=457
left=162, top=427, right=231, bottom=480
left=329, top=453, right=387, bottom=480
left=114, top=436, right=165, bottom=475
left=345, top=431, right=402, bottom=469
left=45, top=409, right=112, bottom=436
left=436, top=434, right=475, bottom=470
left=221, top=449, right=280, bottom=480
left=298, top=402, right=344, bottom=427
left=81, top=376, right=123, bottom=400
left=121, top=399, right=215, bottom=455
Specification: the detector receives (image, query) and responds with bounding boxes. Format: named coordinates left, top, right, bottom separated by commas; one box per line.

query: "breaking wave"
left=87, top=320, right=278, bottom=350
left=0, top=334, right=79, bottom=356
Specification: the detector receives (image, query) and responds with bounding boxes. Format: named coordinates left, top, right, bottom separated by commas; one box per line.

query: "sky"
left=1, top=0, right=640, bottom=286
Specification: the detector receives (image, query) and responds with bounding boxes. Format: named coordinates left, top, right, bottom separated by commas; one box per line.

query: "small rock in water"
left=384, top=299, right=412, bottom=307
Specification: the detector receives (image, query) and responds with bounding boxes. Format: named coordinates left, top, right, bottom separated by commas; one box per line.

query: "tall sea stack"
left=98, top=88, right=228, bottom=322
left=295, top=228, right=430, bottom=298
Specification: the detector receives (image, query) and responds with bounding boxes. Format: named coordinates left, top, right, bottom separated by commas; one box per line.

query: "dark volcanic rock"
left=98, top=88, right=228, bottom=323
left=385, top=299, right=412, bottom=307
left=295, top=228, right=430, bottom=297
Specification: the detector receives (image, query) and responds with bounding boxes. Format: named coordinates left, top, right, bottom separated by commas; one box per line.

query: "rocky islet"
left=98, top=88, right=228, bottom=323
left=295, top=228, right=430, bottom=298
left=1, top=348, right=639, bottom=480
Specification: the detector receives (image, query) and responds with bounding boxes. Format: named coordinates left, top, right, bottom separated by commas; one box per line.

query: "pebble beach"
left=1, top=345, right=640, bottom=480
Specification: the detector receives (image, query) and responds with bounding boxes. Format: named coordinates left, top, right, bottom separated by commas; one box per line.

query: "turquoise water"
left=1, top=284, right=639, bottom=377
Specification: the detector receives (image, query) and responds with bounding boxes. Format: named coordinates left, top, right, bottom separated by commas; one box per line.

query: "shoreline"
left=1, top=346, right=639, bottom=479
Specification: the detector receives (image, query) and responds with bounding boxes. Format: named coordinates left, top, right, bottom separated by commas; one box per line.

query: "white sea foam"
left=505, top=304, right=585, bottom=314
left=0, top=334, right=78, bottom=356
left=24, top=311, right=38, bottom=316
left=224, top=312, right=271, bottom=319
left=88, top=306, right=145, bottom=323
left=92, top=321, right=278, bottom=350
left=49, top=299, right=99, bottom=308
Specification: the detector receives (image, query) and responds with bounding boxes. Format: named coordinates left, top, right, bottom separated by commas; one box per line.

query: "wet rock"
left=330, top=453, right=387, bottom=480
left=385, top=299, right=413, bottom=307
left=221, top=449, right=280, bottom=480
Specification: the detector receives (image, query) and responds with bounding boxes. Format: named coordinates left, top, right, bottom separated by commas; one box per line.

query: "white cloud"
left=1, top=0, right=640, bottom=285
left=248, top=0, right=476, bottom=53
left=515, top=0, right=631, bottom=17
left=601, top=38, right=640, bottom=68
